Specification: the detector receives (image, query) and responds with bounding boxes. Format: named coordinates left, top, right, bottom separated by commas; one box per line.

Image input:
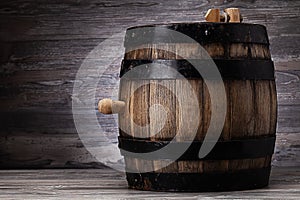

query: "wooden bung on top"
left=205, top=8, right=242, bottom=23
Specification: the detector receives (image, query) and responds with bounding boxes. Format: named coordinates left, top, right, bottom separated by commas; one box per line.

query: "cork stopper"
left=205, top=8, right=242, bottom=23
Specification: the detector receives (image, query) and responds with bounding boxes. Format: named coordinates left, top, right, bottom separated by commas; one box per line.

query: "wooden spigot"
left=205, top=8, right=242, bottom=23
left=98, top=98, right=125, bottom=114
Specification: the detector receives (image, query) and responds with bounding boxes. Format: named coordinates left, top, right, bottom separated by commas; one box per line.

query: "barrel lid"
left=124, top=22, right=269, bottom=47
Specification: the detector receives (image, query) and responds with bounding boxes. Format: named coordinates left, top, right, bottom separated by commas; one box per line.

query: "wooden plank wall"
left=0, top=0, right=299, bottom=168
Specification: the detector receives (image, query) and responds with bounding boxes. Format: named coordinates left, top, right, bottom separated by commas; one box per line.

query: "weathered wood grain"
left=276, top=70, right=300, bottom=106
left=0, top=0, right=299, bottom=168
left=0, top=167, right=299, bottom=199
left=274, top=133, right=300, bottom=167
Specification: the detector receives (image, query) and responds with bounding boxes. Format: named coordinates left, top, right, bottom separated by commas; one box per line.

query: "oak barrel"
left=117, top=23, right=277, bottom=191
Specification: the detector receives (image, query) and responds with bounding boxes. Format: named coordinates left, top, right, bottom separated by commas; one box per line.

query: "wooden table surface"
left=0, top=167, right=299, bottom=199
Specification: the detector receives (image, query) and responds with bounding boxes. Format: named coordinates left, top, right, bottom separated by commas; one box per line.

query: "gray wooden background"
left=0, top=0, right=299, bottom=169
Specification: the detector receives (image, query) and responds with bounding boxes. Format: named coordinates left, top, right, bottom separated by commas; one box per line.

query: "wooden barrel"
left=116, top=23, right=277, bottom=191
